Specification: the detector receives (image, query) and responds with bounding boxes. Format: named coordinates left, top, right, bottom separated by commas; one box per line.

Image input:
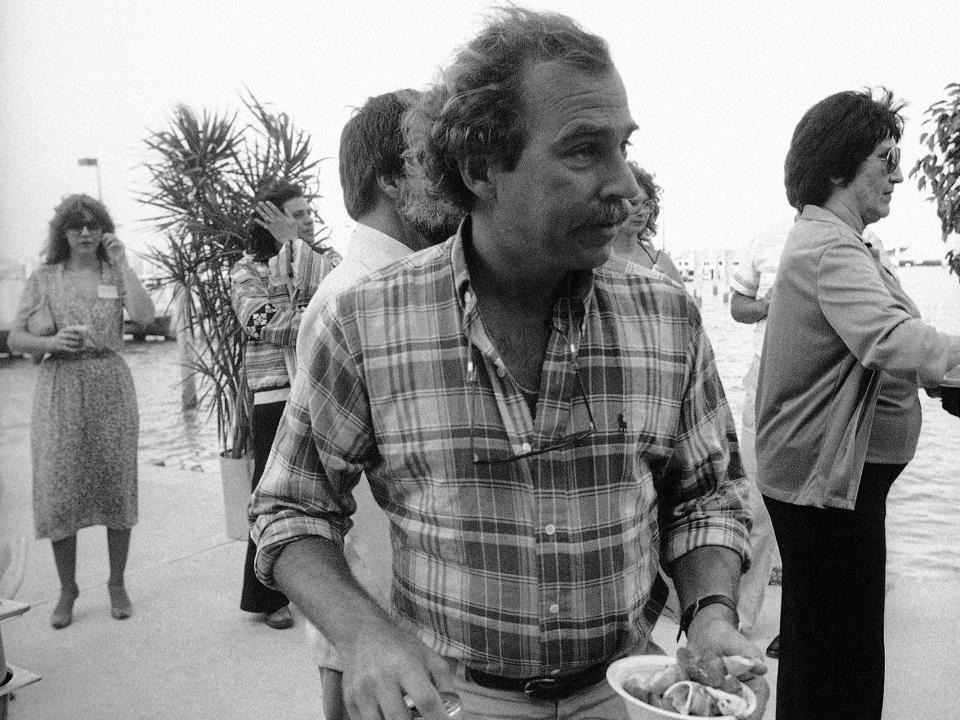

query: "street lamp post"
left=77, top=157, right=101, bottom=201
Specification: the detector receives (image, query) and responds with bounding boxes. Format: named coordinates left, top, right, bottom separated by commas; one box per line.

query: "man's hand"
left=272, top=537, right=457, bottom=720
left=686, top=606, right=769, bottom=720
left=255, top=201, right=299, bottom=243
left=341, top=616, right=457, bottom=720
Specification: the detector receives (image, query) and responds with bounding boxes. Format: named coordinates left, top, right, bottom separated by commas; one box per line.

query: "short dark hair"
left=44, top=194, right=115, bottom=265
left=339, top=90, right=419, bottom=221
left=627, top=162, right=662, bottom=236
left=410, top=6, right=614, bottom=213
left=247, top=180, right=304, bottom=260
left=784, top=87, right=905, bottom=210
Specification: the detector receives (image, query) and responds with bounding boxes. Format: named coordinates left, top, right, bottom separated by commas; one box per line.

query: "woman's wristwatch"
left=677, top=594, right=739, bottom=641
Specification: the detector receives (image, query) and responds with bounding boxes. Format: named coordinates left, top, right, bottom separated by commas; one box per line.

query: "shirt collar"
left=799, top=204, right=882, bottom=256
left=451, top=215, right=595, bottom=320
left=349, top=223, right=413, bottom=265
left=799, top=204, right=866, bottom=239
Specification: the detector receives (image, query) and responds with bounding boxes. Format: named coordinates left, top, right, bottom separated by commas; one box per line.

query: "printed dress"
left=14, top=264, right=139, bottom=540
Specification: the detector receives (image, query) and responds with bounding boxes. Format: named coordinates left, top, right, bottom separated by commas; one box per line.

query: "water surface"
left=2, top=267, right=957, bottom=579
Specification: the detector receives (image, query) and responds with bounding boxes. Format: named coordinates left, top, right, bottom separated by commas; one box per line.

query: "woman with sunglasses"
left=755, top=88, right=960, bottom=720
left=611, top=162, right=686, bottom=286
left=8, top=194, right=154, bottom=628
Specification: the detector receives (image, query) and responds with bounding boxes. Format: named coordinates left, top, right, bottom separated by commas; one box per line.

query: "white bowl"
left=606, top=655, right=756, bottom=720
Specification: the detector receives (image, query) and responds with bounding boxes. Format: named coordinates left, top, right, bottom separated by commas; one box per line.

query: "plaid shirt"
left=230, top=240, right=340, bottom=392
left=250, top=226, right=750, bottom=677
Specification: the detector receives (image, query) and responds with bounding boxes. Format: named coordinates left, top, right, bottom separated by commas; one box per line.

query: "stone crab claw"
left=663, top=681, right=715, bottom=716
left=663, top=680, right=752, bottom=718
left=703, top=685, right=751, bottom=718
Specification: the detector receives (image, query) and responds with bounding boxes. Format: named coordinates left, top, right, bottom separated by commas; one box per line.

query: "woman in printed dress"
left=8, top=194, right=154, bottom=628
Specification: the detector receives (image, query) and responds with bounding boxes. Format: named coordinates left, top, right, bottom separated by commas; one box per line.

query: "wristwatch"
left=677, top=594, right=739, bottom=641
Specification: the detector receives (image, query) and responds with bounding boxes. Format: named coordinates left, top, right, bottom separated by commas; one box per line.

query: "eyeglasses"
left=877, top=145, right=900, bottom=175
left=468, top=347, right=596, bottom=465
left=65, top=221, right=103, bottom=234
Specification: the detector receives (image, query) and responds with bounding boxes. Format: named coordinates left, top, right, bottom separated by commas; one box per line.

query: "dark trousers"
left=239, top=400, right=289, bottom=614
left=764, top=462, right=905, bottom=720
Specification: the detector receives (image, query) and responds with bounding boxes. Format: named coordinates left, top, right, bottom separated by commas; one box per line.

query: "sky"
left=1, top=0, right=959, bottom=272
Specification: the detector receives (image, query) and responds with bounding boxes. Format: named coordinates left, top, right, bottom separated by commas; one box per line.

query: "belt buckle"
left=522, top=677, right=559, bottom=699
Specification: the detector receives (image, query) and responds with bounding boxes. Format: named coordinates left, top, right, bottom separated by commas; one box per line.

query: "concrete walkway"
left=2, top=438, right=958, bottom=718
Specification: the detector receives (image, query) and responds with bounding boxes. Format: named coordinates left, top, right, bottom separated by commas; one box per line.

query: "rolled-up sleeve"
left=730, top=242, right=759, bottom=298
left=659, top=317, right=752, bottom=572
left=818, top=242, right=958, bottom=387
left=249, top=296, right=374, bottom=588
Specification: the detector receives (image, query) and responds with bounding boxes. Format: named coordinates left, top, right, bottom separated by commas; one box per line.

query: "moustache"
left=587, top=201, right=630, bottom=226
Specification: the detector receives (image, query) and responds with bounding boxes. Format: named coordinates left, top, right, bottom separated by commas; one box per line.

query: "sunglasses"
left=877, top=146, right=900, bottom=175
left=467, top=340, right=596, bottom=465
left=65, top=221, right=103, bottom=234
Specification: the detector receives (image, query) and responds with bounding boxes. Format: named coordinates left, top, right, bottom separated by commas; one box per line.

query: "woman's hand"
left=49, top=325, right=87, bottom=354
left=255, top=201, right=298, bottom=245
left=102, top=233, right=129, bottom=267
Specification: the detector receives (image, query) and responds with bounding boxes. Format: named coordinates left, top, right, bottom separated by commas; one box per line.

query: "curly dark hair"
left=627, top=161, right=662, bottom=237
left=409, top=6, right=614, bottom=214
left=785, top=87, right=905, bottom=210
left=43, top=194, right=115, bottom=265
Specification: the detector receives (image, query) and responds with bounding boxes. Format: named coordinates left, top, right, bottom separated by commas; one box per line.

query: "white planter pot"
left=219, top=453, right=254, bottom=541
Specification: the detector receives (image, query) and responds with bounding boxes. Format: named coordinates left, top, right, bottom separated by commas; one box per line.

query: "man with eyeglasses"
left=250, top=8, right=768, bottom=720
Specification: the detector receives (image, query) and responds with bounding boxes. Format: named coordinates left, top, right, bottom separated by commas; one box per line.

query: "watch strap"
left=677, top=594, right=739, bottom=641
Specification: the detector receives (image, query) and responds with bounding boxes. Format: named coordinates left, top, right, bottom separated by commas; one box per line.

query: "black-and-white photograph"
left=1, top=2, right=958, bottom=718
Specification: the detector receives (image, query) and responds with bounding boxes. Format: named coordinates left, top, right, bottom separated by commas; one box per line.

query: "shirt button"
left=520, top=442, right=531, bottom=453
left=544, top=524, right=556, bottom=536
left=549, top=603, right=560, bottom=614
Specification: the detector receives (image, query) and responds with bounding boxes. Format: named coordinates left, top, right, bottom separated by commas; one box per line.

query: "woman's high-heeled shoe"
left=50, top=584, right=79, bottom=629
left=108, top=583, right=132, bottom=620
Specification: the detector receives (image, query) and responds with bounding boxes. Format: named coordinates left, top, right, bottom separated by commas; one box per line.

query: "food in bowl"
left=611, top=648, right=759, bottom=719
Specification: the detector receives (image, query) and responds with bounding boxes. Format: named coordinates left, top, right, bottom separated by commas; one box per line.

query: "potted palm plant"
left=140, top=94, right=326, bottom=537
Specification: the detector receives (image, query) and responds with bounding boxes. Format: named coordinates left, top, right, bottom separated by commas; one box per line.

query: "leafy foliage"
left=910, top=82, right=960, bottom=281
left=140, top=93, right=326, bottom=457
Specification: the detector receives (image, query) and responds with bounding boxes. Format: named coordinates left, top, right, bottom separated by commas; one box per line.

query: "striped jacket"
left=230, top=239, right=340, bottom=394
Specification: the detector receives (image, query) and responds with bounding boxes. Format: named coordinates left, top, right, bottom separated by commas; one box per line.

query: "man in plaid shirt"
left=251, top=8, right=768, bottom=720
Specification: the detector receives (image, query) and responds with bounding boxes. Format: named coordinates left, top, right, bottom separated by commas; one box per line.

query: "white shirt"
left=731, top=231, right=788, bottom=357
left=297, top=223, right=413, bottom=356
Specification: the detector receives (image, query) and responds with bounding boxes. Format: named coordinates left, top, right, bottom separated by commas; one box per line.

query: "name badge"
left=98, top=284, right=120, bottom=299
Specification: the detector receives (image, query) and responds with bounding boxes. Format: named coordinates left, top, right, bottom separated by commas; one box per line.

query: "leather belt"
left=465, top=661, right=609, bottom=701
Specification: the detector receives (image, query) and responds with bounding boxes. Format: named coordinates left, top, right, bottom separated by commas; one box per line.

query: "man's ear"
left=376, top=173, right=401, bottom=201
left=459, top=157, right=497, bottom=202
